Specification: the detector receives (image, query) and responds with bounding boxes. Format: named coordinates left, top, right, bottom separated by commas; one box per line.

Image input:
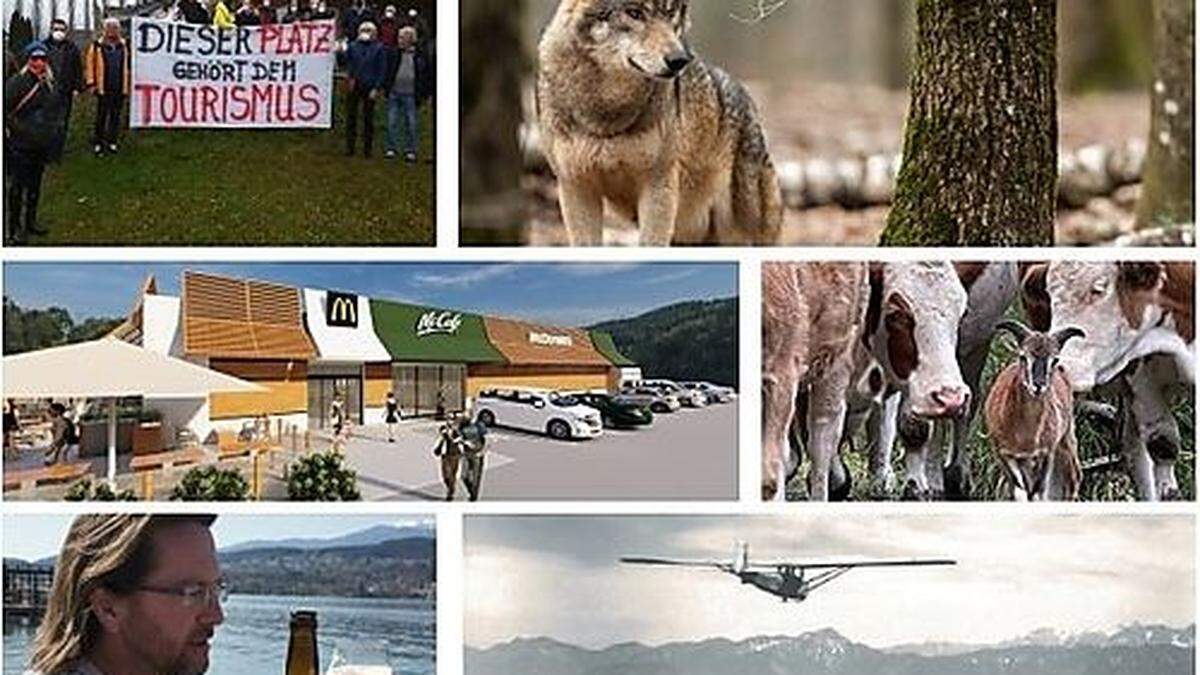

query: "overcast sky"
left=3, top=514, right=433, bottom=561
left=466, top=514, right=1194, bottom=650
left=2, top=262, right=737, bottom=328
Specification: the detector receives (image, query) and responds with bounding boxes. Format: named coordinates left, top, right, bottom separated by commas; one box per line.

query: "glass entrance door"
left=391, top=364, right=466, bottom=417
left=307, top=376, right=363, bottom=430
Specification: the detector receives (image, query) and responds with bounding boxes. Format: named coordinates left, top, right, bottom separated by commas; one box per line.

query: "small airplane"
left=620, top=542, right=956, bottom=602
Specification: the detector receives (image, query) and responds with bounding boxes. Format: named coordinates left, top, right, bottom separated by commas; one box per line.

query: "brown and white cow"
left=1023, top=261, right=1195, bottom=500
left=1046, top=262, right=1194, bottom=390
left=861, top=262, right=1018, bottom=499
left=762, top=262, right=869, bottom=501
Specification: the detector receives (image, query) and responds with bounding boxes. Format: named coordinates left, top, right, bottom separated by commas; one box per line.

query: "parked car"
left=642, top=379, right=708, bottom=408
left=619, top=386, right=682, bottom=413
left=473, top=388, right=603, bottom=440
left=681, top=381, right=735, bottom=404
left=571, top=391, right=654, bottom=428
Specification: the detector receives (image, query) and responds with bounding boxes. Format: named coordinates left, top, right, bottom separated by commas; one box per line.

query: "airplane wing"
left=619, top=556, right=730, bottom=570
left=742, top=557, right=956, bottom=571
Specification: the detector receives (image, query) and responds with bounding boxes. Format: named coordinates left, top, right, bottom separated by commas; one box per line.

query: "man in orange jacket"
left=84, top=17, right=130, bottom=156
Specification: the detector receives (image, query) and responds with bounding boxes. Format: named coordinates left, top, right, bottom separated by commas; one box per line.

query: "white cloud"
left=464, top=514, right=1195, bottom=650
left=410, top=264, right=521, bottom=288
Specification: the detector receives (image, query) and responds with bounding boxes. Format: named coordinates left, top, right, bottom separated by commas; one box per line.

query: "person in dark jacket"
left=377, top=5, right=398, bottom=48
left=343, top=21, right=387, bottom=157
left=310, top=0, right=334, bottom=21
left=44, top=18, right=83, bottom=162
left=4, top=41, right=63, bottom=243
left=178, top=0, right=211, bottom=24
left=383, top=25, right=426, bottom=162
left=84, top=18, right=130, bottom=156
left=258, top=0, right=277, bottom=24
left=340, top=0, right=374, bottom=41
left=234, top=0, right=261, bottom=26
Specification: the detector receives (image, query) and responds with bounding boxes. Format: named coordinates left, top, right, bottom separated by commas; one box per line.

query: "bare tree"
left=1136, top=0, right=1194, bottom=230
left=881, top=0, right=1058, bottom=246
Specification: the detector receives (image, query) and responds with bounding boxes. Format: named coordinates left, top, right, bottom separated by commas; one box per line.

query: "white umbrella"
left=4, top=338, right=265, bottom=484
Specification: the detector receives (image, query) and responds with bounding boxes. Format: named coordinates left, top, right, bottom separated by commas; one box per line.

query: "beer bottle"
left=285, top=610, right=319, bottom=675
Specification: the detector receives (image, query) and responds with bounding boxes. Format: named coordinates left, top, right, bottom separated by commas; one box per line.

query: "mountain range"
left=465, top=625, right=1195, bottom=675
left=8, top=525, right=436, bottom=599
left=590, top=297, right=738, bottom=387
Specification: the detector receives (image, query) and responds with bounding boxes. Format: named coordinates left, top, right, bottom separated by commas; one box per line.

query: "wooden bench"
left=214, top=433, right=290, bottom=499
left=130, top=447, right=209, bottom=500
left=3, top=462, right=91, bottom=493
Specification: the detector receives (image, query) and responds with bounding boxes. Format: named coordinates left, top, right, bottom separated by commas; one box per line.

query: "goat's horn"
left=995, top=320, right=1032, bottom=344
left=1052, top=326, right=1086, bottom=350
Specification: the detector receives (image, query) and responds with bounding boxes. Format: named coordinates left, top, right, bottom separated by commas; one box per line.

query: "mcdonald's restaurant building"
left=113, top=270, right=636, bottom=440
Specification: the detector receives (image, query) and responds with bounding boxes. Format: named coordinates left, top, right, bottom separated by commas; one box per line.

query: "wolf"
left=537, top=0, right=783, bottom=246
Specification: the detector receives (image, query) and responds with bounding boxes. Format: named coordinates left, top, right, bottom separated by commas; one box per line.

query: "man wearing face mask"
left=4, top=41, right=63, bottom=243
left=344, top=21, right=386, bottom=157
left=377, top=5, right=398, bottom=48
left=44, top=19, right=82, bottom=162
left=84, top=18, right=130, bottom=156
left=258, top=0, right=276, bottom=25
left=311, top=0, right=334, bottom=20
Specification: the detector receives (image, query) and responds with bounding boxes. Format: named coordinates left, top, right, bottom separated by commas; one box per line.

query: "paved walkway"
left=339, top=404, right=738, bottom=501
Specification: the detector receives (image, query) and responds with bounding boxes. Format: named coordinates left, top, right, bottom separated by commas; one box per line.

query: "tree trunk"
left=460, top=0, right=528, bottom=244
left=1136, top=0, right=1194, bottom=229
left=880, top=0, right=1057, bottom=247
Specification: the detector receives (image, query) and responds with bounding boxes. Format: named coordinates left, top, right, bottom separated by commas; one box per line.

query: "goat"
left=983, top=321, right=1085, bottom=501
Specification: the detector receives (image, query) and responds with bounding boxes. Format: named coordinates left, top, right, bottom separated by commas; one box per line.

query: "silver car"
left=642, top=380, right=708, bottom=408
left=618, top=387, right=682, bottom=413
left=681, top=381, right=735, bottom=404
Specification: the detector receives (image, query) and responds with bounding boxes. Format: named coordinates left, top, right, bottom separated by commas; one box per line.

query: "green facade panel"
left=589, top=331, right=635, bottom=366
left=370, top=299, right=506, bottom=364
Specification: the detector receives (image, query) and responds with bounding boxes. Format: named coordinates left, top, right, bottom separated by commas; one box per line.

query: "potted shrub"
left=132, top=408, right=164, bottom=456
left=287, top=451, right=361, bottom=501
left=63, top=478, right=138, bottom=501
left=170, top=465, right=249, bottom=501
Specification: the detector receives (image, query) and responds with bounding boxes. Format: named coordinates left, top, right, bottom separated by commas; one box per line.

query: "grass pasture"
left=7, top=92, right=434, bottom=246
left=786, top=305, right=1195, bottom=502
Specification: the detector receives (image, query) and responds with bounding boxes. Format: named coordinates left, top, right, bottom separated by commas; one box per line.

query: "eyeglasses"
left=135, top=578, right=228, bottom=608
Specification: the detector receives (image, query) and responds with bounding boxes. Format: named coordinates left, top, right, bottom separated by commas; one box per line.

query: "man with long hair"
left=29, top=514, right=224, bottom=675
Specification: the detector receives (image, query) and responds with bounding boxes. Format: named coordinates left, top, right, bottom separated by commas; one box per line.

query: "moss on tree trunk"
left=1136, top=0, right=1195, bottom=230
left=880, top=0, right=1057, bottom=247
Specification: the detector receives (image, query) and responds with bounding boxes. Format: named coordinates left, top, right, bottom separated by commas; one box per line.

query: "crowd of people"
left=3, top=1, right=434, bottom=243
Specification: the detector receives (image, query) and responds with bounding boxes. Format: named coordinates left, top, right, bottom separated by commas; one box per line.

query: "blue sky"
left=3, top=514, right=434, bottom=561
left=3, top=262, right=737, bottom=327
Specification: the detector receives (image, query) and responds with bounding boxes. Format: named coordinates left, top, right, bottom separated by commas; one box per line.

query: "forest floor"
left=524, top=82, right=1151, bottom=246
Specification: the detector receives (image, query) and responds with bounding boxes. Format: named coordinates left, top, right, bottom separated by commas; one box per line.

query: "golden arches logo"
left=326, top=292, right=358, bottom=327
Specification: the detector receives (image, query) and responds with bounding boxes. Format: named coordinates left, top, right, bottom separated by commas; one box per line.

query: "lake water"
left=4, top=595, right=434, bottom=675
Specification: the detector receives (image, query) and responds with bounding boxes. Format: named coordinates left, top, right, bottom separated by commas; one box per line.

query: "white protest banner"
left=130, top=18, right=335, bottom=128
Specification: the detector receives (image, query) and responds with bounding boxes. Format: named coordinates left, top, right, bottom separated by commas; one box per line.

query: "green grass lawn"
left=15, top=93, right=434, bottom=245
left=786, top=303, right=1195, bottom=502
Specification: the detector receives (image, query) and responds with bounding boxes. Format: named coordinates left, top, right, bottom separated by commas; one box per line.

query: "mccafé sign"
left=326, top=291, right=358, bottom=328
left=416, top=311, right=463, bottom=337
left=529, top=331, right=573, bottom=347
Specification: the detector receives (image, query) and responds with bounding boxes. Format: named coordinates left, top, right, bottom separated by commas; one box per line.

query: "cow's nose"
left=664, top=50, right=692, bottom=75
left=931, top=386, right=970, bottom=416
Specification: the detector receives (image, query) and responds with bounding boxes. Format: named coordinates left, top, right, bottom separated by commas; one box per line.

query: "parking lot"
left=332, top=402, right=738, bottom=501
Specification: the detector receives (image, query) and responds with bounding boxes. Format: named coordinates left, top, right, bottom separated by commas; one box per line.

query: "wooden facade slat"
left=182, top=271, right=315, bottom=360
